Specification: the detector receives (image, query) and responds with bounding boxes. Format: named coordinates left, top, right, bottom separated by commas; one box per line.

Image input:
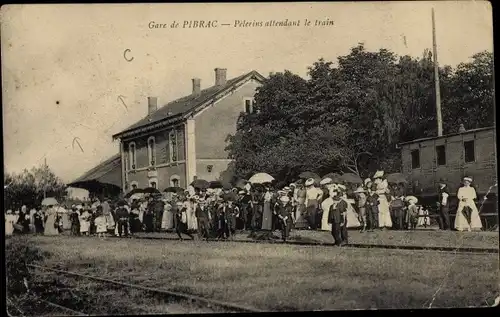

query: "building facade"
left=398, top=126, right=496, bottom=196
left=112, top=68, right=265, bottom=192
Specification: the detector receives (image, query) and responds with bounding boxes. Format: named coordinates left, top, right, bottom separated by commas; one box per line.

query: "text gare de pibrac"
left=148, top=19, right=334, bottom=29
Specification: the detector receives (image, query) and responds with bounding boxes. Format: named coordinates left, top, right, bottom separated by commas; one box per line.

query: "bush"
left=5, top=237, right=50, bottom=296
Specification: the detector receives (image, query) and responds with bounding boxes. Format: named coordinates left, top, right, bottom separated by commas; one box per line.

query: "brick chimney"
left=214, top=68, right=227, bottom=86
left=192, top=78, right=201, bottom=95
left=148, top=97, right=157, bottom=115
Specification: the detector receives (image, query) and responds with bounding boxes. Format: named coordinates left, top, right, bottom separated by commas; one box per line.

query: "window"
left=131, top=184, right=137, bottom=190
left=151, top=182, right=157, bottom=189
left=147, top=136, right=156, bottom=166
left=169, top=130, right=177, bottom=162
left=172, top=178, right=179, bottom=187
left=411, top=149, right=420, bottom=169
left=128, top=142, right=137, bottom=170
left=436, top=145, right=446, bottom=166
left=464, top=140, right=475, bottom=163
left=243, top=98, right=255, bottom=114
left=149, top=178, right=158, bottom=189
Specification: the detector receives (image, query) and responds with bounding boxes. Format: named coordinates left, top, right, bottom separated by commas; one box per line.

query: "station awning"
left=67, top=154, right=122, bottom=193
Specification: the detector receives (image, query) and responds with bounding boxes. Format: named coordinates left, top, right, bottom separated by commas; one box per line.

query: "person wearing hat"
left=70, top=205, right=81, bottom=236
left=365, top=183, right=380, bottom=231
left=275, top=195, right=295, bottom=242
left=454, top=177, right=482, bottom=231
left=437, top=180, right=451, bottom=230
left=320, top=187, right=334, bottom=232
left=304, top=178, right=321, bottom=230
left=79, top=205, right=91, bottom=236
left=354, top=186, right=368, bottom=232
left=195, top=197, right=211, bottom=241
left=33, top=207, right=45, bottom=234
left=405, top=196, right=419, bottom=230
left=373, top=170, right=392, bottom=229
left=389, top=189, right=406, bottom=230
left=328, top=188, right=348, bottom=246
left=173, top=201, right=195, bottom=240
left=224, top=194, right=239, bottom=239
left=237, top=190, right=251, bottom=230
left=114, top=201, right=130, bottom=238
left=261, top=185, right=274, bottom=232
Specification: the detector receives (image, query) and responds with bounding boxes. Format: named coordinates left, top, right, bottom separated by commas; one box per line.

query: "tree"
left=4, top=164, right=67, bottom=210
left=442, top=51, right=494, bottom=133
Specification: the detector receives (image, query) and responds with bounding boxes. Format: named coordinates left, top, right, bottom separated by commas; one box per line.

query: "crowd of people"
left=4, top=171, right=484, bottom=246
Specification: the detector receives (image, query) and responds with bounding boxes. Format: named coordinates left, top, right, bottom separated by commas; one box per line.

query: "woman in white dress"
left=161, top=200, right=173, bottom=230
left=188, top=196, right=198, bottom=231
left=5, top=210, right=16, bottom=236
left=79, top=208, right=91, bottom=236
left=454, top=177, right=482, bottom=231
left=320, top=180, right=335, bottom=231
left=338, top=184, right=361, bottom=228
left=373, top=171, right=392, bottom=229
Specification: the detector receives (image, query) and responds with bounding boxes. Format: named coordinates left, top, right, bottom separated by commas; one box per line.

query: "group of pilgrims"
left=5, top=171, right=484, bottom=244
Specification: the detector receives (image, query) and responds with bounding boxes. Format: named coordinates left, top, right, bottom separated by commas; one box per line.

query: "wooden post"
left=432, top=8, right=443, bottom=137
left=43, top=157, right=47, bottom=199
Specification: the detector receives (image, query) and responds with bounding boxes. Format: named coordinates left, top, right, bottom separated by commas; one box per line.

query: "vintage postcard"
left=2, top=1, right=497, bottom=314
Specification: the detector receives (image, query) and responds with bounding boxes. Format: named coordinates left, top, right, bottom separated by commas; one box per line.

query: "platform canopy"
left=67, top=154, right=122, bottom=196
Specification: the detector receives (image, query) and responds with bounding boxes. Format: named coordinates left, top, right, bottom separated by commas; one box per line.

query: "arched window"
left=170, top=175, right=180, bottom=187
left=130, top=181, right=138, bottom=190
left=147, top=136, right=156, bottom=166
left=149, top=178, right=158, bottom=189
left=128, top=142, right=137, bottom=170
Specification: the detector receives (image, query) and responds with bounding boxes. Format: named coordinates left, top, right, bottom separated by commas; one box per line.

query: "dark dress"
left=195, top=205, right=210, bottom=240
left=34, top=212, right=45, bottom=233
left=70, top=211, right=80, bottom=236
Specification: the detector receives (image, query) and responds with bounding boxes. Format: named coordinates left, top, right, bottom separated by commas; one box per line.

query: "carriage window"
left=411, top=149, right=420, bottom=169
left=436, top=145, right=446, bottom=166
left=464, top=140, right=475, bottom=163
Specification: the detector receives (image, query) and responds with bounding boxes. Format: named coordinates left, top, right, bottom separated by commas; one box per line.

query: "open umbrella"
left=164, top=187, right=184, bottom=194
left=124, top=188, right=144, bottom=198
left=41, top=197, right=59, bottom=206
left=143, top=187, right=161, bottom=195
left=323, top=173, right=342, bottom=184
left=299, top=171, right=320, bottom=180
left=221, top=181, right=233, bottom=190
left=248, top=173, right=275, bottom=184
left=209, top=181, right=223, bottom=189
left=340, top=173, right=363, bottom=184
left=191, top=179, right=209, bottom=189
left=386, top=173, right=408, bottom=184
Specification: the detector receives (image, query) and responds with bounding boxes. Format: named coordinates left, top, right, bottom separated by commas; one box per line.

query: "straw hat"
left=289, top=183, right=296, bottom=188
left=373, top=171, right=384, bottom=179
left=305, top=178, right=315, bottom=186
left=463, top=176, right=473, bottom=183
left=320, top=178, right=333, bottom=186
left=354, top=187, right=366, bottom=194
left=238, top=190, right=246, bottom=195
left=283, top=186, right=291, bottom=191
left=405, top=196, right=418, bottom=204
left=364, top=178, right=372, bottom=186
left=337, top=184, right=346, bottom=191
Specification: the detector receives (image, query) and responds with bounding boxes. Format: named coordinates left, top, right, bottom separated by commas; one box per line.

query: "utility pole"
left=43, top=157, right=47, bottom=199
left=432, top=8, right=443, bottom=136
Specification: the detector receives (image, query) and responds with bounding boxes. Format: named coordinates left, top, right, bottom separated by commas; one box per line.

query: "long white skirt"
left=161, top=210, right=173, bottom=229
left=378, top=196, right=392, bottom=228
left=346, top=203, right=361, bottom=228
left=454, top=202, right=482, bottom=231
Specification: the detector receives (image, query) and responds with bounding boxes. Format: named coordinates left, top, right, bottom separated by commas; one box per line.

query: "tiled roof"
left=68, top=154, right=122, bottom=188
left=113, top=70, right=265, bottom=139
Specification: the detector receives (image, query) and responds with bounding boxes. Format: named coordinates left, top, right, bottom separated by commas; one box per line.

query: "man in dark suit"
left=173, top=201, right=194, bottom=240
left=328, top=189, right=348, bottom=246
left=195, top=197, right=211, bottom=241
left=438, top=180, right=451, bottom=230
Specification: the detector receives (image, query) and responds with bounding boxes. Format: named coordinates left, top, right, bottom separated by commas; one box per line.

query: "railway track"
left=120, top=233, right=499, bottom=255
left=28, top=264, right=265, bottom=314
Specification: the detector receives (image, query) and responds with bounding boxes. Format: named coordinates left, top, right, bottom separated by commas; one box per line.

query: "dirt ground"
left=21, top=235, right=500, bottom=311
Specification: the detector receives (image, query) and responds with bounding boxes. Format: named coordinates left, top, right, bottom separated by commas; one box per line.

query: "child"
left=405, top=196, right=419, bottom=230
left=79, top=207, right=91, bottom=236
left=365, top=184, right=380, bottom=231
left=276, top=195, right=295, bottom=242
left=94, top=207, right=107, bottom=239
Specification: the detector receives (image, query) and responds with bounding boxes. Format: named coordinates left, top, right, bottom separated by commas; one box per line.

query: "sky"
left=1, top=1, right=493, bottom=183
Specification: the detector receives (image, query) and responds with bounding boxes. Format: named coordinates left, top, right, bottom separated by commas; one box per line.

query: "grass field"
left=134, top=228, right=500, bottom=249
left=16, top=235, right=500, bottom=311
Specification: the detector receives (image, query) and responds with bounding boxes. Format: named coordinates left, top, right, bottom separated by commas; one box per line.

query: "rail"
left=29, top=264, right=265, bottom=314
left=122, top=234, right=498, bottom=255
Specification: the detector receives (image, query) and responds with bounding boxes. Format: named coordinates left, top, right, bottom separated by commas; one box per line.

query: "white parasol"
left=248, top=173, right=275, bottom=184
